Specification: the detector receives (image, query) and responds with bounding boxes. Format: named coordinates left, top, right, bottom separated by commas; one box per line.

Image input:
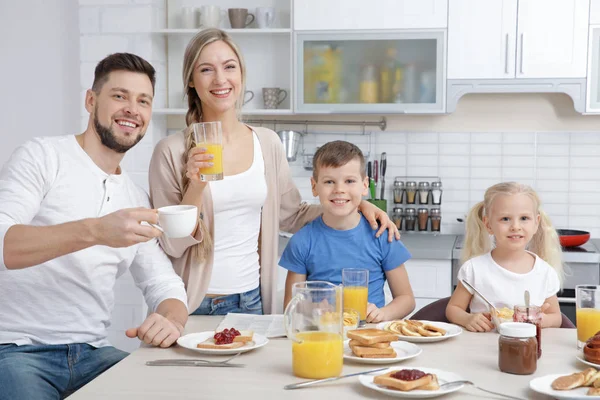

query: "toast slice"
left=551, top=372, right=586, bottom=390
left=350, top=344, right=395, bottom=357
left=196, top=339, right=246, bottom=350
left=347, top=329, right=398, bottom=345
left=233, top=330, right=254, bottom=343
left=349, top=339, right=390, bottom=349
left=373, top=371, right=436, bottom=391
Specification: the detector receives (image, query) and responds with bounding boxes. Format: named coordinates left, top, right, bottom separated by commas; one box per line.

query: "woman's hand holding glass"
left=185, top=146, right=214, bottom=183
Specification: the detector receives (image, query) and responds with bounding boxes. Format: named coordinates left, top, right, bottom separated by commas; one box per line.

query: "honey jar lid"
left=498, top=322, right=536, bottom=338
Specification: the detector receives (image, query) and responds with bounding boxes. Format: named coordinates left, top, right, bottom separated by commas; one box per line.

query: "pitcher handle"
left=284, top=293, right=304, bottom=343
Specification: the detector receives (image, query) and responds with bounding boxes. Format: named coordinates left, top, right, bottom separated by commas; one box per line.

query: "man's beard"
left=93, top=113, right=143, bottom=153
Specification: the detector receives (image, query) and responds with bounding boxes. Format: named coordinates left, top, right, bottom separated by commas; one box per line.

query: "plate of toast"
left=344, top=328, right=422, bottom=364
left=530, top=367, right=600, bottom=399
left=359, top=367, right=465, bottom=398
left=177, top=329, right=268, bottom=355
left=377, top=320, right=462, bottom=343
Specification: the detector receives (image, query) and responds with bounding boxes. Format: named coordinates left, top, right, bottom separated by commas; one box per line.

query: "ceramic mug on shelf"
left=199, top=5, right=221, bottom=28
left=255, top=7, right=276, bottom=28
left=262, top=87, right=287, bottom=109
left=181, top=6, right=196, bottom=29
left=228, top=8, right=255, bottom=29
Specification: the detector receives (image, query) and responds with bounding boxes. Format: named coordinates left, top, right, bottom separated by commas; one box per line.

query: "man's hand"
left=358, top=201, right=401, bottom=242
left=126, top=313, right=183, bottom=348
left=93, top=207, right=162, bottom=248
left=365, top=303, right=386, bottom=323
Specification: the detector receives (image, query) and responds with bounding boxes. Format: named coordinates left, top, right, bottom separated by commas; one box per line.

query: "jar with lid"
left=417, top=208, right=429, bottom=232
left=514, top=305, right=542, bottom=358
left=393, top=180, right=405, bottom=204
left=405, top=182, right=417, bottom=204
left=404, top=208, right=416, bottom=231
left=431, top=181, right=443, bottom=205
left=418, top=182, right=430, bottom=204
left=392, top=208, right=403, bottom=230
left=498, top=322, right=537, bottom=375
left=360, top=64, right=379, bottom=104
left=430, top=208, right=441, bottom=232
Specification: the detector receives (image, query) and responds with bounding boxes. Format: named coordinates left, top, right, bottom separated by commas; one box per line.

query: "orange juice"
left=577, top=308, right=600, bottom=342
left=196, top=143, right=223, bottom=176
left=292, top=331, right=343, bottom=379
left=343, top=286, right=368, bottom=320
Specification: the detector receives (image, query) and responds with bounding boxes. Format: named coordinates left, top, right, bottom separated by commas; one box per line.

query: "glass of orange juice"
left=192, top=121, right=223, bottom=181
left=284, top=281, right=343, bottom=379
left=342, top=268, right=369, bottom=326
left=576, top=285, right=600, bottom=349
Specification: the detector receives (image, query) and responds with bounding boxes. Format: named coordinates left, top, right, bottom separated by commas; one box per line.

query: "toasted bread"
left=551, top=372, right=586, bottom=390
left=233, top=330, right=254, bottom=343
left=196, top=339, right=246, bottom=350
left=346, top=329, right=398, bottom=345
left=350, top=344, right=395, bottom=357
left=373, top=371, right=437, bottom=391
left=349, top=339, right=390, bottom=349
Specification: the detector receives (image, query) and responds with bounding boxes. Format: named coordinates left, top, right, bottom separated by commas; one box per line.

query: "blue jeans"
left=191, top=286, right=263, bottom=315
left=0, top=343, right=127, bottom=400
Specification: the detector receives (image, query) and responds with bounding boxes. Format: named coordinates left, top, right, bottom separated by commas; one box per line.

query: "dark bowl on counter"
left=557, top=229, right=590, bottom=248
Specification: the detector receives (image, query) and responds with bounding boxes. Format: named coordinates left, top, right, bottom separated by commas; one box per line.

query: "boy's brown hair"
left=312, top=140, right=366, bottom=180
left=92, top=53, right=156, bottom=94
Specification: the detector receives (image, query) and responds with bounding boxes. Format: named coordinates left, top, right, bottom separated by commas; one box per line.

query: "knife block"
left=367, top=199, right=387, bottom=212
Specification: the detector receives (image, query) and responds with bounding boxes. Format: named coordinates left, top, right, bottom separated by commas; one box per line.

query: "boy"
left=280, top=141, right=415, bottom=323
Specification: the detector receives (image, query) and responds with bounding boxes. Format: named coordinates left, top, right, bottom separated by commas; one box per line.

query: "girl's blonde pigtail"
left=461, top=201, right=492, bottom=265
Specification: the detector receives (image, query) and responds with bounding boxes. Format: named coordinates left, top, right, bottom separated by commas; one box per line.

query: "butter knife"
left=284, top=367, right=388, bottom=390
left=461, top=279, right=497, bottom=314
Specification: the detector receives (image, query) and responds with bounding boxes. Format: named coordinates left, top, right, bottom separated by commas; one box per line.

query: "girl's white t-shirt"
left=457, top=251, right=561, bottom=314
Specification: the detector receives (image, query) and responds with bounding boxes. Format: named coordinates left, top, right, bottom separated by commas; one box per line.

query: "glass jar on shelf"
left=360, top=64, right=379, bottom=104
left=430, top=208, right=441, bottom=232
left=417, top=208, right=429, bottom=232
left=431, top=181, right=443, bottom=205
left=393, top=180, right=405, bottom=204
left=392, top=207, right=403, bottom=230
left=405, top=181, right=417, bottom=204
left=418, top=182, right=430, bottom=204
left=404, top=208, right=416, bottom=231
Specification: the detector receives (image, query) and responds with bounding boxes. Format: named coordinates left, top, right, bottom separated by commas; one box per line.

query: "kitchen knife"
left=367, top=161, right=375, bottom=199
left=380, top=152, right=387, bottom=200
left=373, top=160, right=379, bottom=199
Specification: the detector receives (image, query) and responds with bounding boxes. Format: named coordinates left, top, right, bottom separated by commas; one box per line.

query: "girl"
left=446, top=182, right=563, bottom=332
left=148, top=28, right=399, bottom=316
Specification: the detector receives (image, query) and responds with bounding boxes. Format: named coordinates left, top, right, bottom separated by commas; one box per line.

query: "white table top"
left=70, top=316, right=586, bottom=400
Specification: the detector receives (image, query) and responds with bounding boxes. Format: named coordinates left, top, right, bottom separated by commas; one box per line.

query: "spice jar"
left=417, top=208, right=429, bottom=232
left=405, top=181, right=417, bottom=204
left=404, top=208, right=416, bottom=231
left=430, top=208, right=441, bottom=232
left=418, top=182, right=430, bottom=204
left=431, top=181, right=443, bottom=205
left=513, top=305, right=542, bottom=359
left=393, top=180, right=405, bottom=204
left=392, top=207, right=403, bottom=230
left=498, top=322, right=537, bottom=375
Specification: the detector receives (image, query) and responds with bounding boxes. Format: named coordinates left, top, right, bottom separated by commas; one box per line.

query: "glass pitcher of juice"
left=284, top=281, right=343, bottom=379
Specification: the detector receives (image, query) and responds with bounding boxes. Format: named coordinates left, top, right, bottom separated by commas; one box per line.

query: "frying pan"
left=557, top=229, right=590, bottom=247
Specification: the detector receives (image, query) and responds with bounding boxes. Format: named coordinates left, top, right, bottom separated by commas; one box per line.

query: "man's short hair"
left=92, top=53, right=156, bottom=93
left=312, top=140, right=366, bottom=179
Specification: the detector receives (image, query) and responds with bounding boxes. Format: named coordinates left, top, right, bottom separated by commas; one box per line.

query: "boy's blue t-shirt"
left=279, top=215, right=412, bottom=308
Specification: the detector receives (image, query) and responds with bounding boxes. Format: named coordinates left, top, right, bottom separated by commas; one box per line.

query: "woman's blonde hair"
left=461, top=181, right=564, bottom=285
left=179, top=29, right=247, bottom=258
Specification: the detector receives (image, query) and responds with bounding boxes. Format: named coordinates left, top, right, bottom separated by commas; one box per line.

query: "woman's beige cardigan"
left=148, top=126, right=321, bottom=314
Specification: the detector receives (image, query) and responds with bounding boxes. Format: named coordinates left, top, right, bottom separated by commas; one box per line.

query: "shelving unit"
left=152, top=28, right=291, bottom=35
left=154, top=108, right=294, bottom=115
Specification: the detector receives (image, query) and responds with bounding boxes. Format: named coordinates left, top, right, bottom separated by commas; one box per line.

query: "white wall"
left=0, top=0, right=80, bottom=166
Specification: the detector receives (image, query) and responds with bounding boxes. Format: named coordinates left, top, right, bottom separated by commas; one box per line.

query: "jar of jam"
left=498, top=322, right=537, bottom=375
left=513, top=305, right=542, bottom=358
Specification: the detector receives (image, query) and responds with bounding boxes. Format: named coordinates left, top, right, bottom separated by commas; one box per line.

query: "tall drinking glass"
left=576, top=285, right=600, bottom=349
left=342, top=268, right=369, bottom=326
left=192, top=122, right=223, bottom=181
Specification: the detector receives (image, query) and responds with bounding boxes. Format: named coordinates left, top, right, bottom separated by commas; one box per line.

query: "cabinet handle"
left=504, top=33, right=509, bottom=74
left=519, top=33, right=524, bottom=74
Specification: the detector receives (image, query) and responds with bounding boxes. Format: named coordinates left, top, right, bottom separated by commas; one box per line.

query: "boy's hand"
left=465, top=312, right=494, bottom=332
left=365, top=303, right=386, bottom=323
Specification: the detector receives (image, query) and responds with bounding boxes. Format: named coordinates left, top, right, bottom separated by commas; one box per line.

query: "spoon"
left=524, top=290, right=531, bottom=319
left=441, top=381, right=526, bottom=400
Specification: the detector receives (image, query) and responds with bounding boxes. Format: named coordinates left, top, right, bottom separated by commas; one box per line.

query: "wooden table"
left=70, top=316, right=585, bottom=399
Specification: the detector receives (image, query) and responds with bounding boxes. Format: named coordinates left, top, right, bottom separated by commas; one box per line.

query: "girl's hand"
left=540, top=302, right=551, bottom=327
left=465, top=312, right=494, bottom=332
left=365, top=303, right=386, bottom=323
left=185, top=146, right=213, bottom=184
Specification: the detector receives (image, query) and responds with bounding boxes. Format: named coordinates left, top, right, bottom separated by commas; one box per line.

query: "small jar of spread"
left=498, top=322, right=537, bottom=375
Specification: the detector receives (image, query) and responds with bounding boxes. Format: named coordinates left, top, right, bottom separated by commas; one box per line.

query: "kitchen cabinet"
left=293, top=0, right=448, bottom=31
left=295, top=31, right=446, bottom=113
left=448, top=0, right=590, bottom=80
left=587, top=25, right=600, bottom=113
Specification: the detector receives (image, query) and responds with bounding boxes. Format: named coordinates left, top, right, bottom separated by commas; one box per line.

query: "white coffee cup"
left=154, top=205, right=198, bottom=238
left=199, top=5, right=221, bottom=28
left=255, top=7, right=275, bottom=28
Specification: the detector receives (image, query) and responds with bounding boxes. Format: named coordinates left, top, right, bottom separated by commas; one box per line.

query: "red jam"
left=391, top=369, right=427, bottom=381
left=213, top=328, right=241, bottom=345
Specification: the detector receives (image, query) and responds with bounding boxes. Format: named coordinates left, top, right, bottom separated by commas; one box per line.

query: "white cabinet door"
left=403, top=259, right=452, bottom=299
left=516, top=0, right=590, bottom=78
left=294, top=0, right=448, bottom=31
left=447, top=0, right=518, bottom=79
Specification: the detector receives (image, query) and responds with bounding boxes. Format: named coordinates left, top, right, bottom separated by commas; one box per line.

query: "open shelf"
left=152, top=28, right=291, bottom=35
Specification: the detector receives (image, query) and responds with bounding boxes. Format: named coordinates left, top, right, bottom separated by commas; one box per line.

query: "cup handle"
left=246, top=13, right=255, bottom=27
left=277, top=89, right=288, bottom=106
left=244, top=90, right=254, bottom=105
left=283, top=293, right=305, bottom=343
left=141, top=221, right=164, bottom=233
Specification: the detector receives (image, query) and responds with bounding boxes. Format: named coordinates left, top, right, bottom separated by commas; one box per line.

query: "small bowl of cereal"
left=343, top=308, right=359, bottom=339
left=491, top=306, right=514, bottom=328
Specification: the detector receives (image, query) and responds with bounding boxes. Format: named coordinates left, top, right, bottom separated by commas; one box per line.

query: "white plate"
left=576, top=352, right=600, bottom=368
left=530, top=374, right=593, bottom=400
left=359, top=367, right=465, bottom=398
left=344, top=340, right=422, bottom=364
left=376, top=321, right=463, bottom=343
left=177, top=331, right=269, bottom=355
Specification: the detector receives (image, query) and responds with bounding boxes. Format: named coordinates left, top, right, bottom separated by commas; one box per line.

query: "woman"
left=148, top=28, right=399, bottom=315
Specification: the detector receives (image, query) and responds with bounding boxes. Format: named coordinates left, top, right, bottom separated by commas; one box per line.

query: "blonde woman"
left=446, top=182, right=563, bottom=332
left=149, top=28, right=399, bottom=316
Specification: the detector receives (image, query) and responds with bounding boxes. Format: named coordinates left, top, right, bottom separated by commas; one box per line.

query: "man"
left=0, top=53, right=188, bottom=400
